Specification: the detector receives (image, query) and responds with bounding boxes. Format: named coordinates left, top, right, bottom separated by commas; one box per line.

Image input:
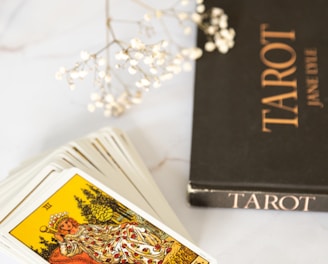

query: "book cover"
left=188, top=0, right=328, bottom=212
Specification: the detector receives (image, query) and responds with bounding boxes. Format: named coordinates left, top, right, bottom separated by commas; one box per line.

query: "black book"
left=188, top=0, right=328, bottom=212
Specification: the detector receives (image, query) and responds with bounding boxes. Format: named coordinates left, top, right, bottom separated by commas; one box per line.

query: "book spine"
left=188, top=183, right=328, bottom=212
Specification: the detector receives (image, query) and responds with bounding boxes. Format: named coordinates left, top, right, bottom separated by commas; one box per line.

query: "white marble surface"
left=1, top=0, right=328, bottom=263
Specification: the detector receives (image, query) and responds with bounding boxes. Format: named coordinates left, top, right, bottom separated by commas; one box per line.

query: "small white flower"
left=152, top=44, right=161, bottom=53
left=134, top=52, right=144, bottom=60
left=160, top=73, right=173, bottom=81
left=191, top=13, right=202, bottom=24
left=98, top=71, right=106, bottom=79
left=227, top=39, right=235, bottom=48
left=80, top=50, right=90, bottom=61
left=79, top=70, right=88, bottom=78
left=173, top=57, right=183, bottom=65
left=218, top=43, right=229, bottom=54
left=97, top=57, right=106, bottom=66
left=155, top=10, right=163, bottom=18
left=115, top=51, right=128, bottom=60
left=149, top=67, right=158, bottom=74
left=219, top=15, right=228, bottom=28
left=130, top=38, right=145, bottom=50
left=135, top=80, right=143, bottom=88
left=184, top=26, right=192, bottom=35
left=205, top=41, right=216, bottom=52
left=128, top=66, right=137, bottom=75
left=95, top=101, right=104, bottom=108
left=156, top=58, right=165, bottom=66
left=144, top=56, right=153, bottom=65
left=178, top=12, right=188, bottom=21
left=105, top=94, right=114, bottom=103
left=59, top=67, right=66, bottom=74
left=212, top=7, right=223, bottom=16
left=211, top=17, right=221, bottom=26
left=228, top=28, right=236, bottom=39
left=130, top=95, right=142, bottom=104
left=129, top=59, right=138, bottom=66
left=215, top=37, right=225, bottom=47
left=144, top=13, right=151, bottom=21
left=161, top=40, right=169, bottom=48
left=181, top=48, right=190, bottom=56
left=153, top=80, right=161, bottom=88
left=87, top=103, right=96, bottom=112
left=55, top=72, right=63, bottom=80
left=196, top=4, right=205, bottom=13
left=189, top=47, right=203, bottom=59
left=141, top=78, right=150, bottom=86
left=167, top=64, right=181, bottom=74
left=90, top=92, right=100, bottom=101
left=220, top=28, right=231, bottom=38
left=70, top=71, right=79, bottom=79
left=105, top=74, right=111, bottom=83
left=207, top=25, right=217, bottom=35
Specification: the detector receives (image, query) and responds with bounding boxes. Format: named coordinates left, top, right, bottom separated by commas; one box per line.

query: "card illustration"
left=10, top=174, right=209, bottom=264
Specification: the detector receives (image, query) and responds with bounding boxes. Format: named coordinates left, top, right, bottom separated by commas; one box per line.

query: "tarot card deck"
left=0, top=127, right=216, bottom=263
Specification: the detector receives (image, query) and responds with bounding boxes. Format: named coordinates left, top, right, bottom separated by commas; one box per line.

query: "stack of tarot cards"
left=0, top=127, right=215, bottom=264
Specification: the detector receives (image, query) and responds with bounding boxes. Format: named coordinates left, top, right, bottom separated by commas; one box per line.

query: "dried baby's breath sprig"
left=115, top=38, right=202, bottom=89
left=56, top=48, right=144, bottom=117
left=56, top=38, right=201, bottom=117
left=56, top=0, right=234, bottom=117
left=139, top=0, right=235, bottom=54
left=192, top=0, right=235, bottom=54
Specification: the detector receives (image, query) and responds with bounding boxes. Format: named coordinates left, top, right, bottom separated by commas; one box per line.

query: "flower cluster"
left=192, top=0, right=235, bottom=53
left=56, top=49, right=141, bottom=117
left=115, top=38, right=202, bottom=90
left=56, top=0, right=234, bottom=117
left=56, top=39, right=202, bottom=117
left=55, top=51, right=97, bottom=91
left=140, top=0, right=235, bottom=54
left=142, top=0, right=195, bottom=37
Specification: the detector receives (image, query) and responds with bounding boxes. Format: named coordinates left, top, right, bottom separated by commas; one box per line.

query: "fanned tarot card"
left=5, top=169, right=215, bottom=264
left=1, top=127, right=191, bottom=241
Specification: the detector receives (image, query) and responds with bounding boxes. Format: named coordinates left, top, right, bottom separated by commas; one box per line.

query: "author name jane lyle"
left=259, top=24, right=324, bottom=133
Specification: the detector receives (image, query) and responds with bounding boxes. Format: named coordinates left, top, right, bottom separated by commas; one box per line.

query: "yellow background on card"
left=10, top=175, right=93, bottom=251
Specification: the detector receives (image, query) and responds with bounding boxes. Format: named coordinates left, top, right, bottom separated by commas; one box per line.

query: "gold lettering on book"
left=244, top=194, right=261, bottom=209
left=304, top=48, right=324, bottom=108
left=228, top=192, right=316, bottom=211
left=260, top=24, right=298, bottom=132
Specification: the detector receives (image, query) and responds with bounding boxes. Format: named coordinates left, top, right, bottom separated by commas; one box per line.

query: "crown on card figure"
left=40, top=212, right=69, bottom=234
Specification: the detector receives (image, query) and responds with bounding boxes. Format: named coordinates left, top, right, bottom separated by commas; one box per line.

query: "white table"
left=1, top=1, right=327, bottom=263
